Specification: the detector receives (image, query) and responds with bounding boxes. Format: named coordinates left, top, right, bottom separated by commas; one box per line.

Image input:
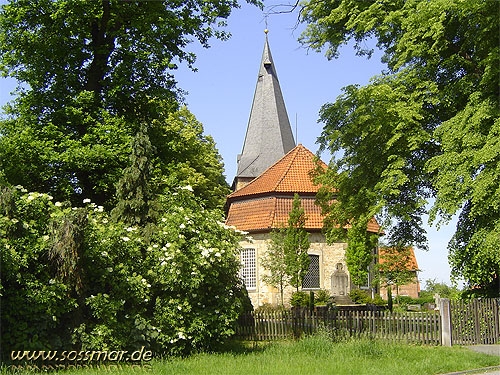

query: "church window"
left=241, top=248, right=256, bottom=289
left=302, top=254, right=320, bottom=289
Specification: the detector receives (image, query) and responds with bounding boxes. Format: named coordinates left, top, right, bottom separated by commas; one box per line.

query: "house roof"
left=229, top=144, right=326, bottom=200
left=236, top=33, right=296, bottom=179
left=378, top=247, right=419, bottom=271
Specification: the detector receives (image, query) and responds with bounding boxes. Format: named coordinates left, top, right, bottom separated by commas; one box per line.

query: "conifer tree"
left=112, top=124, right=156, bottom=227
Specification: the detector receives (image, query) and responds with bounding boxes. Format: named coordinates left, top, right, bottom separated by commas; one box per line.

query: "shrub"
left=290, top=291, right=309, bottom=307
left=254, top=303, right=286, bottom=313
left=349, top=289, right=372, bottom=304
left=372, top=294, right=386, bottom=306
left=1, top=185, right=248, bottom=358
left=349, top=289, right=386, bottom=306
left=314, top=289, right=332, bottom=305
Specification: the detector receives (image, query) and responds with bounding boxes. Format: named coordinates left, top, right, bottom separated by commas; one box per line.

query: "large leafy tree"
left=0, top=0, right=258, bottom=208
left=300, top=0, right=499, bottom=294
left=0, top=0, right=261, bottom=358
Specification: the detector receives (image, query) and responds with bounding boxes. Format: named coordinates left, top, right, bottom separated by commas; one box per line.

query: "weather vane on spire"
left=264, top=12, right=269, bottom=34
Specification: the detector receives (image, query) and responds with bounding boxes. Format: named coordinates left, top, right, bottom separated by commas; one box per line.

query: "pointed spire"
left=235, top=31, right=296, bottom=189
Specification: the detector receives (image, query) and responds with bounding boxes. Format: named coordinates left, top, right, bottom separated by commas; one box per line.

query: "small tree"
left=378, top=246, right=418, bottom=304
left=262, top=194, right=311, bottom=304
left=284, top=194, right=310, bottom=292
left=261, top=227, right=290, bottom=307
left=387, top=286, right=393, bottom=312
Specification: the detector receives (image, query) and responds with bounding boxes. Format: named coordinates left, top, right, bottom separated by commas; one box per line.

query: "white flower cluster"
left=82, top=199, right=104, bottom=213
left=199, top=246, right=224, bottom=261
left=141, top=278, right=151, bottom=288
left=217, top=221, right=249, bottom=235
left=24, top=191, right=53, bottom=202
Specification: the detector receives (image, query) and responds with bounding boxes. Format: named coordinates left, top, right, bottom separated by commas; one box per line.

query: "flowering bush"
left=1, top=185, right=247, bottom=357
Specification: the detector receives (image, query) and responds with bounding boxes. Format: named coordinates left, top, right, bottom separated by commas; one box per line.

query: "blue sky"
left=0, top=1, right=459, bottom=287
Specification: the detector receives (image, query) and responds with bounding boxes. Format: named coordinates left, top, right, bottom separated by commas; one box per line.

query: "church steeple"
left=234, top=31, right=296, bottom=190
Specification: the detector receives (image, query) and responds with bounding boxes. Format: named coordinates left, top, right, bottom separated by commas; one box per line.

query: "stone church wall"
left=240, top=232, right=351, bottom=308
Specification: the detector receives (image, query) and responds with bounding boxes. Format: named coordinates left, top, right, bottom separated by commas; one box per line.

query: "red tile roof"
left=229, top=144, right=326, bottom=199
left=226, top=144, right=381, bottom=234
left=226, top=196, right=324, bottom=232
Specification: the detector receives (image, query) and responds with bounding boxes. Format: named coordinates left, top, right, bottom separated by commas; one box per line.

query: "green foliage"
left=0, top=0, right=253, bottom=208
left=112, top=124, right=156, bottom=227
left=301, top=0, right=500, bottom=292
left=144, top=337, right=500, bottom=375
left=262, top=194, right=311, bottom=302
left=345, top=225, right=378, bottom=286
left=348, top=289, right=371, bottom=305
left=152, top=107, right=231, bottom=209
left=348, top=289, right=385, bottom=306
left=290, top=291, right=309, bottom=307
left=1, top=185, right=247, bottom=357
left=0, top=0, right=262, bottom=361
left=377, top=247, right=418, bottom=299
left=261, top=227, right=290, bottom=307
left=314, top=289, right=332, bottom=305
left=284, top=194, right=310, bottom=291
left=387, top=287, right=393, bottom=312
left=5, top=337, right=499, bottom=374
left=420, top=279, right=461, bottom=301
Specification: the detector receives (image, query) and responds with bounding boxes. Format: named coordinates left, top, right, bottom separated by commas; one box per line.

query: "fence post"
left=440, top=298, right=452, bottom=346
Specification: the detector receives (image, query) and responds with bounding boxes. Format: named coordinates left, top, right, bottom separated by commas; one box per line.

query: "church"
left=225, top=31, right=418, bottom=307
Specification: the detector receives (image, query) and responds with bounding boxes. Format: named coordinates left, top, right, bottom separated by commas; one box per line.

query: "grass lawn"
left=5, top=336, right=500, bottom=374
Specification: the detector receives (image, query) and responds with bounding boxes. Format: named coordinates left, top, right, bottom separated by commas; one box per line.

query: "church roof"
left=227, top=144, right=381, bottom=233
left=226, top=33, right=381, bottom=235
left=236, top=33, right=296, bottom=179
left=226, top=196, right=324, bottom=232
left=230, top=144, right=325, bottom=199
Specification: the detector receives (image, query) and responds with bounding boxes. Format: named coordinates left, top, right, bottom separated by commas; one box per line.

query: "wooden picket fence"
left=451, top=298, right=500, bottom=345
left=236, top=308, right=442, bottom=345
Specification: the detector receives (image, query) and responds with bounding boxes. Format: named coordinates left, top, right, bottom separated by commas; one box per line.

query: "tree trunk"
left=85, top=1, right=120, bottom=98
